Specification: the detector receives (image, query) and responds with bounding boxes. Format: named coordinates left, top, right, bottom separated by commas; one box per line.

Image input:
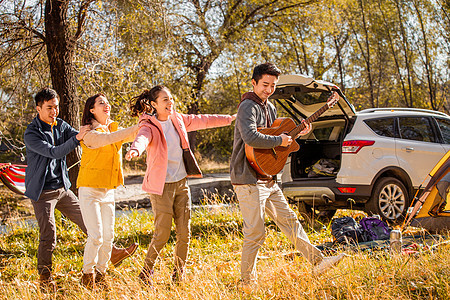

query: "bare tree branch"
left=74, top=0, right=95, bottom=41
left=0, top=41, right=45, bottom=69
left=18, top=20, right=46, bottom=41
left=223, top=0, right=316, bottom=40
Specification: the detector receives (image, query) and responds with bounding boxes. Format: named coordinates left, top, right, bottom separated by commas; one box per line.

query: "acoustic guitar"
left=245, top=91, right=340, bottom=176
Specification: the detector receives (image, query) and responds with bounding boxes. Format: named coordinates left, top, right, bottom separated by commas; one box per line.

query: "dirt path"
left=114, top=173, right=233, bottom=209
left=0, top=173, right=233, bottom=219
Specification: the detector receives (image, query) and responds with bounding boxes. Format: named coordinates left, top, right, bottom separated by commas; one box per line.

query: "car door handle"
left=402, top=147, right=414, bottom=152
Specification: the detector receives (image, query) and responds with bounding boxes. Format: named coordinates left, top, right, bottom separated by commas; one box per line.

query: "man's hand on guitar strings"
left=280, top=133, right=293, bottom=147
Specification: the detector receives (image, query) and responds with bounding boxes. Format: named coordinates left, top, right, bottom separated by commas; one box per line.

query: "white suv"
left=271, top=75, right=450, bottom=223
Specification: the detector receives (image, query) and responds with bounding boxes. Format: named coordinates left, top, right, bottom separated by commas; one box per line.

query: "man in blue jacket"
left=24, top=88, right=137, bottom=291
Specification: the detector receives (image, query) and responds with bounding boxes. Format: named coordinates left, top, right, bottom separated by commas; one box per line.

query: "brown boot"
left=110, top=243, right=138, bottom=267
left=95, top=270, right=108, bottom=289
left=81, top=273, right=95, bottom=289
left=171, top=267, right=184, bottom=284
left=39, top=272, right=56, bottom=293
left=138, top=267, right=154, bottom=286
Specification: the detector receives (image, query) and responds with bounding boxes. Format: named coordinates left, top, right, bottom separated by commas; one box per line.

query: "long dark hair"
left=130, top=85, right=168, bottom=117
left=82, top=93, right=105, bottom=125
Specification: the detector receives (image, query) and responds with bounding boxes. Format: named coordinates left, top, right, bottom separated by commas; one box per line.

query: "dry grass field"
left=0, top=187, right=449, bottom=299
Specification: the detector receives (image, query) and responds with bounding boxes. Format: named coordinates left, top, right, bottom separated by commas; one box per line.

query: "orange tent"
left=403, top=151, right=450, bottom=233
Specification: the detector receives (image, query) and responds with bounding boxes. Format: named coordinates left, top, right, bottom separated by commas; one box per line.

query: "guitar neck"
left=290, top=103, right=329, bottom=137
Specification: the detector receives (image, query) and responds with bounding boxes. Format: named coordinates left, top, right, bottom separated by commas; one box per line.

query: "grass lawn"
left=0, top=188, right=449, bottom=299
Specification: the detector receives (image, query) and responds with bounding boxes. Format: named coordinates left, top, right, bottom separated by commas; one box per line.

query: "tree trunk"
left=413, top=0, right=437, bottom=110
left=45, top=0, right=81, bottom=193
left=334, top=36, right=346, bottom=93
left=394, top=0, right=414, bottom=107
left=379, top=2, right=409, bottom=107
left=188, top=58, right=211, bottom=151
left=358, top=0, right=375, bottom=108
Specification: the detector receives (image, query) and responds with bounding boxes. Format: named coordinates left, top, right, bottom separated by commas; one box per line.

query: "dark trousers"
left=31, top=188, right=87, bottom=275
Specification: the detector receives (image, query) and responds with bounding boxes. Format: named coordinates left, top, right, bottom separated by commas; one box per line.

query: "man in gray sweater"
left=230, top=63, right=345, bottom=290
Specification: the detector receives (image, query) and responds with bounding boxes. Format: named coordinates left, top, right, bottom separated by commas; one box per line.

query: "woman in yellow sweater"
left=77, top=93, right=138, bottom=288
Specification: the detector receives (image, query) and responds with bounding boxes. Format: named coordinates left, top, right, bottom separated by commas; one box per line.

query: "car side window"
left=398, top=117, right=436, bottom=143
left=311, top=127, right=333, bottom=140
left=435, top=118, right=450, bottom=144
left=364, top=117, right=395, bottom=138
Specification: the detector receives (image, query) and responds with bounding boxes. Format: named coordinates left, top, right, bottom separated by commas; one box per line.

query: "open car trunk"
left=269, top=75, right=355, bottom=182
left=289, top=118, right=351, bottom=180
left=292, top=140, right=342, bottom=179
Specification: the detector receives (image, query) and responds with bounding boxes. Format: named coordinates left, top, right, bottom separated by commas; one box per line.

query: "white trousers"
left=234, top=181, right=323, bottom=282
left=79, top=187, right=115, bottom=274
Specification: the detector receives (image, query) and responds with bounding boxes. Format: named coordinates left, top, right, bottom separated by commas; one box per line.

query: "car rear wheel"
left=366, top=177, right=409, bottom=224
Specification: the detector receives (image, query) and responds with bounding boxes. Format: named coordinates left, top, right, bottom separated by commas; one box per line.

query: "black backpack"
left=331, top=216, right=368, bottom=244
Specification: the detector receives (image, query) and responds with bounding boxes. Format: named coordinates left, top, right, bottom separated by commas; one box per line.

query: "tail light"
left=337, top=187, right=356, bottom=193
left=342, top=140, right=375, bottom=154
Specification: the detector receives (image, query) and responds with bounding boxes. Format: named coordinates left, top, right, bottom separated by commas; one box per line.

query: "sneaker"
left=312, top=253, right=346, bottom=276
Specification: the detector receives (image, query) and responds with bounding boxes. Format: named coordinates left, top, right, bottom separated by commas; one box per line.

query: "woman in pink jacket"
left=125, top=85, right=235, bottom=285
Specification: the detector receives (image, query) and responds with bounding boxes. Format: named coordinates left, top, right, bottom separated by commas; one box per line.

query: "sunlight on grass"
left=0, top=198, right=449, bottom=299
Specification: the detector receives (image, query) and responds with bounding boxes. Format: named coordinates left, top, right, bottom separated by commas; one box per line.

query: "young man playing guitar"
left=230, top=63, right=345, bottom=290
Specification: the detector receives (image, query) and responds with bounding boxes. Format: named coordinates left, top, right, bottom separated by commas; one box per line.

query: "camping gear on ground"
left=318, top=233, right=445, bottom=255
left=331, top=216, right=369, bottom=244
left=390, top=229, right=402, bottom=253
left=332, top=216, right=391, bottom=245
left=403, top=150, right=450, bottom=234
left=359, top=216, right=391, bottom=241
left=0, top=163, right=26, bottom=195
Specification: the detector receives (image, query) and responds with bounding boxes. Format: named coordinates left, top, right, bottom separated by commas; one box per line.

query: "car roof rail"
left=359, top=107, right=448, bottom=117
